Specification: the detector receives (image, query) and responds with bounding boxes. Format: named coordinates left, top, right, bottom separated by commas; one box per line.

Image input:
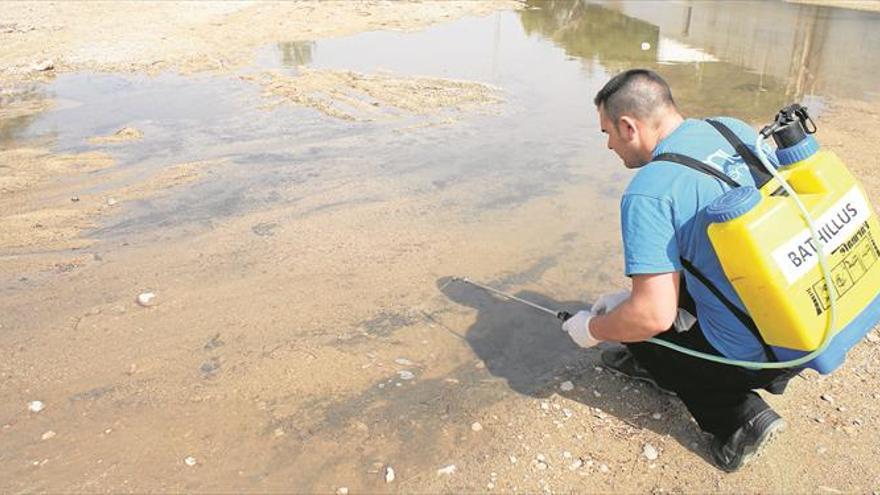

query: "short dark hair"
left=594, top=69, right=676, bottom=125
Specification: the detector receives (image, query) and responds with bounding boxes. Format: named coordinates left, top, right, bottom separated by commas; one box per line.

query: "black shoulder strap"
left=706, top=119, right=774, bottom=188
left=653, top=152, right=741, bottom=188
left=680, top=257, right=778, bottom=362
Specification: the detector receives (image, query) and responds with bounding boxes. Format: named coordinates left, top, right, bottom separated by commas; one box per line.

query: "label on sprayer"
left=772, top=186, right=873, bottom=284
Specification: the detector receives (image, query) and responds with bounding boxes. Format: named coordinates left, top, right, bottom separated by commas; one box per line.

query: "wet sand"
left=2, top=1, right=880, bottom=493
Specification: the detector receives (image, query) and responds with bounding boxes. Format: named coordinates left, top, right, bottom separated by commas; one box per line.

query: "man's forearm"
left=588, top=298, right=673, bottom=343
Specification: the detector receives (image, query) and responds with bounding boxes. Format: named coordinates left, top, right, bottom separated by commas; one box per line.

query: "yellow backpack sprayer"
left=456, top=104, right=880, bottom=374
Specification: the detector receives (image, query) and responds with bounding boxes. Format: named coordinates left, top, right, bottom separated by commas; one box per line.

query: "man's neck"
left=655, top=113, right=685, bottom=143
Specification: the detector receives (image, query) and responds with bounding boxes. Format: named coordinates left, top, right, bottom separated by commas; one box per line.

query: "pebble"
left=536, top=454, right=546, bottom=462
left=28, top=401, right=45, bottom=413
left=651, top=413, right=662, bottom=420
left=487, top=483, right=495, bottom=489
left=535, top=461, right=548, bottom=471
left=562, top=451, right=572, bottom=459
left=274, top=428, right=285, bottom=437
left=821, top=394, right=834, bottom=403
left=31, top=59, right=54, bottom=72
left=866, top=332, right=879, bottom=343
left=642, top=444, right=659, bottom=461
left=569, top=459, right=583, bottom=471
left=540, top=402, right=549, bottom=411
left=559, top=381, right=574, bottom=392
left=592, top=390, right=602, bottom=398
left=394, top=358, right=414, bottom=366
left=336, top=488, right=349, bottom=495
left=397, top=370, right=415, bottom=380
left=599, top=464, right=609, bottom=473
left=385, top=466, right=395, bottom=483
left=71, top=196, right=79, bottom=202
left=471, top=422, right=483, bottom=432
left=41, top=430, right=56, bottom=440
left=136, top=292, right=156, bottom=307
left=436, top=464, right=456, bottom=475
left=562, top=408, right=573, bottom=419
left=509, top=455, right=517, bottom=464
left=184, top=456, right=197, bottom=467
left=107, top=197, right=117, bottom=206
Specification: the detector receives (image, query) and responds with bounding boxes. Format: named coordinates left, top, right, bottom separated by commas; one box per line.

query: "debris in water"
left=41, top=430, right=56, bottom=440
left=642, top=444, right=659, bottom=461
left=559, top=381, right=574, bottom=392
left=137, top=292, right=156, bottom=307
left=385, top=466, right=395, bottom=483
left=184, top=456, right=197, bottom=467
left=28, top=401, right=44, bottom=413
left=437, top=464, right=456, bottom=475
left=471, top=422, right=483, bottom=432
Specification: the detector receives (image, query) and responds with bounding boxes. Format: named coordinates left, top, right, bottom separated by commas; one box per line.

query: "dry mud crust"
left=0, top=1, right=521, bottom=82
left=247, top=68, right=502, bottom=121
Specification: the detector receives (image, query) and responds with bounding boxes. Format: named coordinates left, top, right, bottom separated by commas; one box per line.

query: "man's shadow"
left=438, top=276, right=711, bottom=462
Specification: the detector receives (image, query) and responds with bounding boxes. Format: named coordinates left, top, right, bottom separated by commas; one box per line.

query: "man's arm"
left=588, top=271, right=680, bottom=342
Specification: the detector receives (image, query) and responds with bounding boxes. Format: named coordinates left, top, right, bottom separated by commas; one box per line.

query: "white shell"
left=184, top=456, right=197, bottom=467
left=28, top=400, right=45, bottom=413
left=137, top=292, right=156, bottom=307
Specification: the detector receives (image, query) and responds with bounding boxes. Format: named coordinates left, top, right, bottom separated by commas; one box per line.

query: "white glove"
left=591, top=290, right=630, bottom=315
left=561, top=310, right=601, bottom=348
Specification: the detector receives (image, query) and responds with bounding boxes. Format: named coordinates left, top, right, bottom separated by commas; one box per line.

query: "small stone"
left=397, top=370, right=415, bottom=380
left=651, top=413, right=662, bottom=420
left=28, top=401, right=44, bottom=413
left=559, top=381, right=574, bottom=392
left=817, top=446, right=828, bottom=455
left=136, top=292, right=156, bottom=307
left=815, top=417, right=825, bottom=424
left=31, top=59, right=54, bottom=72
left=536, top=461, right=547, bottom=471
left=104, top=428, right=112, bottom=434
left=436, top=464, right=456, bottom=475
left=569, top=459, right=583, bottom=471
left=336, top=488, right=349, bottom=495
left=562, top=408, right=573, bottom=419
left=562, top=451, right=572, bottom=459
left=394, top=358, right=414, bottom=366
left=540, top=402, right=549, bottom=411
left=536, top=454, right=546, bottom=462
left=41, top=430, right=56, bottom=440
left=107, top=198, right=117, bottom=206
left=184, top=456, right=197, bottom=467
left=592, top=390, right=602, bottom=398
left=471, top=422, right=483, bottom=432
left=821, top=394, right=834, bottom=403
left=71, top=196, right=79, bottom=202
left=385, top=466, right=395, bottom=483
left=642, top=444, right=659, bottom=461
left=599, top=464, right=609, bottom=473
left=487, top=483, right=495, bottom=489
left=509, top=455, right=517, bottom=464
left=274, top=428, right=285, bottom=437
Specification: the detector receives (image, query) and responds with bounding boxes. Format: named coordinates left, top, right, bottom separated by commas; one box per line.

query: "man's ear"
left=618, top=116, right=638, bottom=141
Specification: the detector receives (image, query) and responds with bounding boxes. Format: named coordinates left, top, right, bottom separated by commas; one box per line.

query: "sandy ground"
left=2, top=1, right=880, bottom=493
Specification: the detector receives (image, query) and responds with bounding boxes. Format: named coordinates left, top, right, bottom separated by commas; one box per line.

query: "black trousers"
left=626, top=323, right=797, bottom=440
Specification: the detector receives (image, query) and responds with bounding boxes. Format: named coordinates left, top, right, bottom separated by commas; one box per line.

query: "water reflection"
left=0, top=83, right=54, bottom=149
left=278, top=41, right=315, bottom=67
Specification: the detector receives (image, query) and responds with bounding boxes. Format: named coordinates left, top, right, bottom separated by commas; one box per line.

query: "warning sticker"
left=804, top=222, right=880, bottom=316
left=771, top=187, right=873, bottom=284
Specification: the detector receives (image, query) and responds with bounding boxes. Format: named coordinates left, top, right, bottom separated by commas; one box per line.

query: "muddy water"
left=3, top=1, right=880, bottom=492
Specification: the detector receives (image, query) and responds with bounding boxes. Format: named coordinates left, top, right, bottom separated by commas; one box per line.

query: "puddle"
left=3, top=1, right=880, bottom=491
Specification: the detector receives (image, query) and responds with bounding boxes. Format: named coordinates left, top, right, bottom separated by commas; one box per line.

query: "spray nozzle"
left=760, top=103, right=817, bottom=148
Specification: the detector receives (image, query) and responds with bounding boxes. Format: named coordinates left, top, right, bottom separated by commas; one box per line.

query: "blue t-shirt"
left=620, top=117, right=778, bottom=361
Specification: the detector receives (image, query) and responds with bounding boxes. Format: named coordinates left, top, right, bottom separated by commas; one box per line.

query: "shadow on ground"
left=437, top=275, right=712, bottom=464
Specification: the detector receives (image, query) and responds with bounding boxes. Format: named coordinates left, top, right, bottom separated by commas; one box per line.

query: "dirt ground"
left=2, top=1, right=880, bottom=493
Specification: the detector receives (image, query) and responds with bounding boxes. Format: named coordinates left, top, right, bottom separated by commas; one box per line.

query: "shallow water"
left=3, top=1, right=880, bottom=491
